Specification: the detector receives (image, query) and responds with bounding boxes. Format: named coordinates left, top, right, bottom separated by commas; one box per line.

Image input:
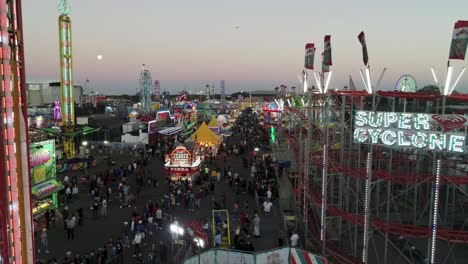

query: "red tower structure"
left=0, top=0, right=35, bottom=263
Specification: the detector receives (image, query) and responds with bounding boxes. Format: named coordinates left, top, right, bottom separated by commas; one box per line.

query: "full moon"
left=97, top=55, right=103, bottom=60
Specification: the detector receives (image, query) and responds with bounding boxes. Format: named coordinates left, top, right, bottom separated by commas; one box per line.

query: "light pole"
left=170, top=221, right=185, bottom=259
left=193, top=237, right=205, bottom=264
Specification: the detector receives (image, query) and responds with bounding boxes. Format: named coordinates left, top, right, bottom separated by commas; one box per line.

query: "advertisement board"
left=256, top=247, right=290, bottom=264
left=30, top=140, right=56, bottom=185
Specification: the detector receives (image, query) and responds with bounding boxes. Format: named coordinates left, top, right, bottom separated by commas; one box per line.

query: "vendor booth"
left=191, top=122, right=221, bottom=148
left=191, top=122, right=222, bottom=158
left=207, top=116, right=221, bottom=135
left=30, top=140, right=63, bottom=226
left=164, top=145, right=202, bottom=187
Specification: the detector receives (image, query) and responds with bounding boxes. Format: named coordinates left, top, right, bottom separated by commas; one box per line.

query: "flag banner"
left=322, top=52, right=329, bottom=73
left=323, top=35, right=332, bottom=66
left=358, top=31, right=369, bottom=65
left=449, top=20, right=468, bottom=60
left=305, top=43, right=316, bottom=70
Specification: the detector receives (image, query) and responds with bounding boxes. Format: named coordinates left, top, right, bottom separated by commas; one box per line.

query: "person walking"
left=290, top=231, right=300, bottom=248
left=122, top=222, right=130, bottom=248
left=132, top=231, right=143, bottom=257
left=158, top=240, right=168, bottom=263
left=252, top=212, right=260, bottom=238
left=65, top=216, right=76, bottom=240
left=101, top=199, right=108, bottom=217
left=38, top=228, right=49, bottom=254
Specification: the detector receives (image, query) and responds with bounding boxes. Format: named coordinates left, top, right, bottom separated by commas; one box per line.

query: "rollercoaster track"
left=308, top=151, right=468, bottom=185
left=306, top=184, right=468, bottom=243
left=284, top=132, right=468, bottom=244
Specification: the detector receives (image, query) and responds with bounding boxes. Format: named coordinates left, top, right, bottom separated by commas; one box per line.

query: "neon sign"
left=354, top=111, right=467, bottom=153
left=170, top=146, right=192, bottom=165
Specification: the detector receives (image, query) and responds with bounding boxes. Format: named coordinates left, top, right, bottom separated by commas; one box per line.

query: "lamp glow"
left=444, top=66, right=453, bottom=96
left=431, top=67, right=438, bottom=84
left=365, top=68, right=372, bottom=94
left=360, top=69, right=369, bottom=92
left=324, top=71, right=333, bottom=94
left=313, top=72, right=323, bottom=93
left=82, top=141, right=88, bottom=146
left=448, top=67, right=465, bottom=96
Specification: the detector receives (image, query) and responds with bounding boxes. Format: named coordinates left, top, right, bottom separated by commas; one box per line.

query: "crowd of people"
left=35, top=107, right=300, bottom=263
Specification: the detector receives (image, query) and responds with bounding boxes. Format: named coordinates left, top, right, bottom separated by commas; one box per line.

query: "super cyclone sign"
left=354, top=111, right=467, bottom=153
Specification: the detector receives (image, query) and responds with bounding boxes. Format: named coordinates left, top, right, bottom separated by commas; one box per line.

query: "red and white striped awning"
left=158, top=127, right=182, bottom=135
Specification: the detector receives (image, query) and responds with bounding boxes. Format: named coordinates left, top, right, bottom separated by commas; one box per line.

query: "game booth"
left=164, top=145, right=203, bottom=188
left=191, top=122, right=222, bottom=158
left=30, top=140, right=63, bottom=226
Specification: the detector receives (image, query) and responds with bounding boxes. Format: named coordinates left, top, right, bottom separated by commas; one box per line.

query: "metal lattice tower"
left=220, top=80, right=226, bottom=110
left=139, top=64, right=153, bottom=114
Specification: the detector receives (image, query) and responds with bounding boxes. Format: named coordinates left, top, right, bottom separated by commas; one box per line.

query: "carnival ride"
left=0, top=0, right=36, bottom=262
left=58, top=0, right=76, bottom=158
left=281, top=89, right=468, bottom=264
left=395, top=75, right=418, bottom=92
left=139, top=64, right=153, bottom=114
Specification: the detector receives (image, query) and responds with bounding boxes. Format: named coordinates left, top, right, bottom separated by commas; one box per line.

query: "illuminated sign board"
left=148, top=120, right=158, bottom=134
left=353, top=111, right=467, bottom=153
left=170, top=146, right=192, bottom=165
left=30, top=140, right=56, bottom=184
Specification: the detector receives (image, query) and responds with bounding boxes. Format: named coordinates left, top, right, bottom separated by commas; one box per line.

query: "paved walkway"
left=37, top=136, right=287, bottom=263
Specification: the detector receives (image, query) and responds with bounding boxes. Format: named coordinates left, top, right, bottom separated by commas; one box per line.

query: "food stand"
left=30, top=140, right=63, bottom=225
left=164, top=145, right=202, bottom=187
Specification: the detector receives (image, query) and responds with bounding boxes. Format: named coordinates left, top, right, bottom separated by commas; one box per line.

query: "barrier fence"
left=181, top=247, right=327, bottom=264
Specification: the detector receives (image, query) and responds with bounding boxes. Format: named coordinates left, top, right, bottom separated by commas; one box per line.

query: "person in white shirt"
left=133, top=232, right=143, bottom=256
left=101, top=199, right=107, bottom=216
left=263, top=200, right=273, bottom=214
left=290, top=232, right=299, bottom=247
left=267, top=189, right=272, bottom=200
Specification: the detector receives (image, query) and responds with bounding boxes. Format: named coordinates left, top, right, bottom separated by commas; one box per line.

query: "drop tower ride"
left=58, top=0, right=75, bottom=158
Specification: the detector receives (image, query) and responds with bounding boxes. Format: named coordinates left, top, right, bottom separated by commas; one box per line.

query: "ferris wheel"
left=395, top=75, right=417, bottom=92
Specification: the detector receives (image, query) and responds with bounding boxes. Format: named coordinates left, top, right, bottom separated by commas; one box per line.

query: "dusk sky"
left=23, top=0, right=468, bottom=95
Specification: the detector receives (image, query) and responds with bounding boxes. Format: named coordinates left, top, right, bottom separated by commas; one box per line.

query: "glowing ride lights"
left=362, top=152, right=372, bottom=263
left=320, top=146, right=328, bottom=242
left=353, top=111, right=466, bottom=153
left=430, top=160, right=442, bottom=264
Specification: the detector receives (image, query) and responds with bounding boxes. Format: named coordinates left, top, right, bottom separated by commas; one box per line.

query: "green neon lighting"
left=52, top=193, right=58, bottom=208
left=58, top=0, right=71, bottom=16
left=270, top=126, right=276, bottom=143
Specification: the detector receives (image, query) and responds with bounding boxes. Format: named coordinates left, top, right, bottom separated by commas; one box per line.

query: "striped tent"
left=290, top=248, right=327, bottom=264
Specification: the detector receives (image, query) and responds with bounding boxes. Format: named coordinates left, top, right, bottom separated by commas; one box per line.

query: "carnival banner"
left=305, top=43, right=316, bottom=70
left=449, top=20, right=468, bottom=60
left=321, top=52, right=329, bottom=73
left=358, top=31, right=369, bottom=65
left=323, top=35, right=332, bottom=66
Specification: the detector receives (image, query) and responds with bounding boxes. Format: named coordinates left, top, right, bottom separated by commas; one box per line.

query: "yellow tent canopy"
left=191, top=122, right=221, bottom=145
left=207, top=116, right=219, bottom=127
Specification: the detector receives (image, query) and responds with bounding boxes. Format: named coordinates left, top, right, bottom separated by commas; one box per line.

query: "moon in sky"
left=97, top=55, right=103, bottom=60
